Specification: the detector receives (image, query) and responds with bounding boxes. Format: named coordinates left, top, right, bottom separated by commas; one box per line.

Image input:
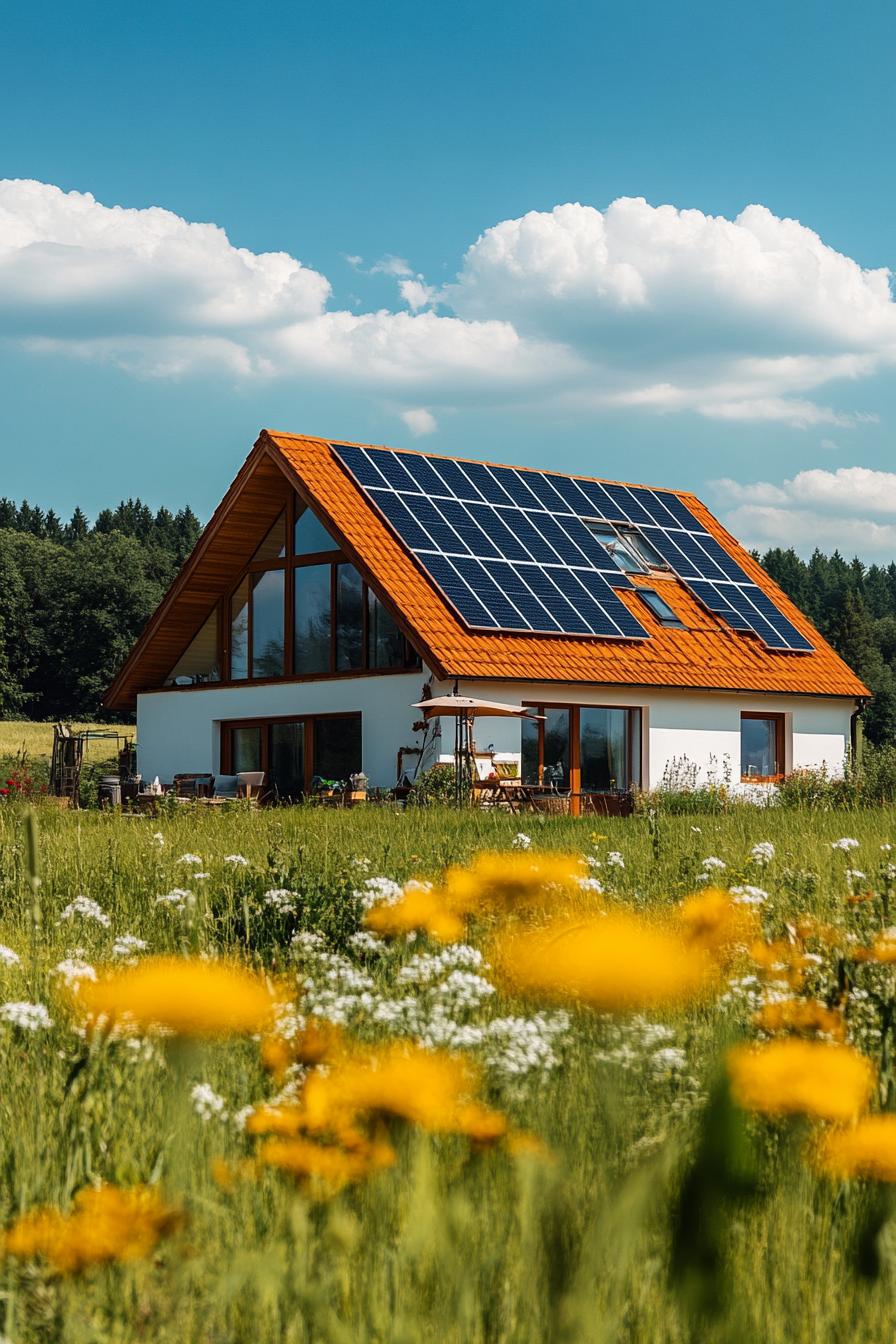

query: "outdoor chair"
left=172, top=773, right=215, bottom=798
left=236, top=771, right=266, bottom=801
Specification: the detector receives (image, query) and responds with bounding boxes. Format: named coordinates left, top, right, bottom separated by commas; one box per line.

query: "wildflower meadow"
left=3, top=800, right=896, bottom=1340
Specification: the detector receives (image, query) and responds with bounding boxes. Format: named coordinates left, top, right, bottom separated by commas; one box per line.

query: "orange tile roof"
left=265, top=431, right=868, bottom=700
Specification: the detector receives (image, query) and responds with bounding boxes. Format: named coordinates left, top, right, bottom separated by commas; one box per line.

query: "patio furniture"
left=173, top=773, right=215, bottom=798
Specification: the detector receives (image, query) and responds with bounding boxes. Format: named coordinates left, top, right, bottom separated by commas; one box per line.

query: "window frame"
left=637, top=586, right=685, bottom=628
left=522, top=701, right=641, bottom=815
left=210, top=490, right=420, bottom=685
left=740, top=711, right=786, bottom=783
left=220, top=711, right=362, bottom=799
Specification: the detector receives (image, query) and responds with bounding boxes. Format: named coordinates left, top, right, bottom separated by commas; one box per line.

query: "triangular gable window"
left=295, top=502, right=338, bottom=555
left=251, top=511, right=287, bottom=564
left=166, top=609, right=220, bottom=685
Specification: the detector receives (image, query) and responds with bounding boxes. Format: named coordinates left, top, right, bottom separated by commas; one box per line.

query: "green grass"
left=0, top=800, right=895, bottom=1341
left=0, top=721, right=133, bottom=763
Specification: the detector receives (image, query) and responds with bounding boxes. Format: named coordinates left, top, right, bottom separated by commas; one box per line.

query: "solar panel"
left=331, top=444, right=812, bottom=651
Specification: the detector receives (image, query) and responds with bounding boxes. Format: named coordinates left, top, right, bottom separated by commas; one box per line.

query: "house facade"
left=105, top=431, right=869, bottom=807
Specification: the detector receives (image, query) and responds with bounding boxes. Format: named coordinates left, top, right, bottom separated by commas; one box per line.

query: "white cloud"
left=399, top=277, right=438, bottom=311
left=399, top=407, right=437, bottom=436
left=713, top=466, right=896, bottom=557
left=369, top=255, right=413, bottom=278
left=2, top=181, right=895, bottom=429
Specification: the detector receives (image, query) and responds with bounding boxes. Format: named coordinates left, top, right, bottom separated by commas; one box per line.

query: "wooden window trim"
left=210, top=489, right=422, bottom=685
left=522, top=701, right=640, bottom=816
left=740, top=711, right=786, bottom=783
left=220, top=711, right=361, bottom=796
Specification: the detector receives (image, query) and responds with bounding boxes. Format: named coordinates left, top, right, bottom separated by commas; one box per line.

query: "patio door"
left=522, top=704, right=640, bottom=814
left=221, top=713, right=361, bottom=801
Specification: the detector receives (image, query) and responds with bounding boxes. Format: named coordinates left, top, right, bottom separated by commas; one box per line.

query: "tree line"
left=0, top=494, right=893, bottom=742
left=0, top=499, right=201, bottom=721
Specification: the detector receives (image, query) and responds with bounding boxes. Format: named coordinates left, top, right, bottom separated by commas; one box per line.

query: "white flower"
left=232, top=1105, right=255, bottom=1131
left=53, top=958, right=97, bottom=988
left=652, top=1046, right=688, bottom=1074
left=0, top=946, right=20, bottom=967
left=178, top=854, right=203, bottom=866
left=352, top=856, right=372, bottom=871
left=577, top=876, right=604, bottom=893
left=155, top=888, right=193, bottom=910
left=882, top=844, right=893, bottom=853
left=0, top=1001, right=52, bottom=1030
left=224, top=854, right=249, bottom=866
left=113, top=935, right=148, bottom=958
left=151, top=832, right=165, bottom=848
left=846, top=869, right=867, bottom=883
left=484, top=1013, right=569, bottom=1077
left=511, top=833, right=532, bottom=850
left=690, top=826, right=702, bottom=834
left=190, top=1082, right=227, bottom=1122
left=701, top=856, right=726, bottom=871
left=193, top=872, right=210, bottom=880
left=353, top=876, right=404, bottom=910
left=832, top=837, right=859, bottom=852
left=263, top=888, right=298, bottom=914
left=606, top=851, right=625, bottom=869
left=59, top=896, right=111, bottom=927
left=729, top=885, right=769, bottom=907
left=348, top=930, right=385, bottom=956
left=750, top=841, right=775, bottom=866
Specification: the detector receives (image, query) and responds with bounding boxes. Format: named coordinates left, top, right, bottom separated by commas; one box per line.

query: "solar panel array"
left=331, top=444, right=813, bottom=653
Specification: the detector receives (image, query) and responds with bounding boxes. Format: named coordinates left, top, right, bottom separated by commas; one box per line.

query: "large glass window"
left=295, top=504, right=337, bottom=556
left=270, top=722, right=305, bottom=801
left=231, top=725, right=262, bottom=774
left=251, top=569, right=285, bottom=677
left=367, top=590, right=406, bottom=668
left=522, top=704, right=641, bottom=809
left=295, top=565, right=332, bottom=675
left=166, top=609, right=220, bottom=685
left=580, top=707, right=629, bottom=792
left=222, top=714, right=361, bottom=800
left=335, top=563, right=364, bottom=671
left=230, top=578, right=250, bottom=681
left=218, top=491, right=419, bottom=683
left=313, top=716, right=362, bottom=784
left=741, top=714, right=783, bottom=781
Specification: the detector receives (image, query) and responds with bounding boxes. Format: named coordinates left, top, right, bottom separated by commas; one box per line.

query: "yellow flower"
left=439, top=852, right=585, bottom=916
left=256, top=1135, right=395, bottom=1191
left=727, top=1040, right=875, bottom=1122
left=749, top=939, right=810, bottom=989
left=300, top=1042, right=507, bottom=1140
left=675, top=888, right=759, bottom=962
left=364, top=887, right=465, bottom=943
left=492, top=912, right=715, bottom=1013
left=260, top=1021, right=342, bottom=1077
left=866, top=931, right=896, bottom=963
left=753, top=998, right=845, bottom=1041
left=75, top=957, right=277, bottom=1037
left=814, top=1115, right=896, bottom=1182
left=2, top=1185, right=181, bottom=1274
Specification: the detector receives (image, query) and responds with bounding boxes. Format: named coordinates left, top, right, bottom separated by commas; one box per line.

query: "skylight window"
left=586, top=522, right=645, bottom=572
left=638, top=588, right=685, bottom=628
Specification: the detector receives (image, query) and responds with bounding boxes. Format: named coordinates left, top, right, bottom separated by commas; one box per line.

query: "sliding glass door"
left=522, top=704, right=640, bottom=813
left=221, top=714, right=361, bottom=801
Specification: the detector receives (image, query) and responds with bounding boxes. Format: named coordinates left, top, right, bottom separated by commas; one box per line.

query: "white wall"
left=427, top=677, right=855, bottom=791
left=137, top=669, right=856, bottom=792
left=136, top=672, right=427, bottom=788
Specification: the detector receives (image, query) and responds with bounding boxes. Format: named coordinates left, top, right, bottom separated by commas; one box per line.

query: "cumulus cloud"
left=399, top=407, right=437, bottom=436
left=713, top=467, right=896, bottom=557
left=2, top=181, right=895, bottom=431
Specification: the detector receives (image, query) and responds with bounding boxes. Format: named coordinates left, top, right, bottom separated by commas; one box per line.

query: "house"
left=104, top=430, right=869, bottom=810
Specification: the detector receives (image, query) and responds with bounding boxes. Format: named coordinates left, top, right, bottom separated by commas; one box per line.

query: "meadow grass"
left=0, top=721, right=133, bottom=766
left=0, top=800, right=895, bottom=1341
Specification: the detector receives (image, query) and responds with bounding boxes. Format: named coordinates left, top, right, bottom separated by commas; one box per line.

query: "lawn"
left=0, top=799, right=895, bottom=1342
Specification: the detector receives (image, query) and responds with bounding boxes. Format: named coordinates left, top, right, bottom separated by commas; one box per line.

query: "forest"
left=0, top=496, right=894, bottom=743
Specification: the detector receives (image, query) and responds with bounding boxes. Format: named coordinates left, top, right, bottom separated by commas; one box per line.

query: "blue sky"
left=3, top=0, right=896, bottom=557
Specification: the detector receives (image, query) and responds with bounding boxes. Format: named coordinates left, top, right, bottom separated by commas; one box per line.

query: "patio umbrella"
left=411, top=695, right=544, bottom=804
